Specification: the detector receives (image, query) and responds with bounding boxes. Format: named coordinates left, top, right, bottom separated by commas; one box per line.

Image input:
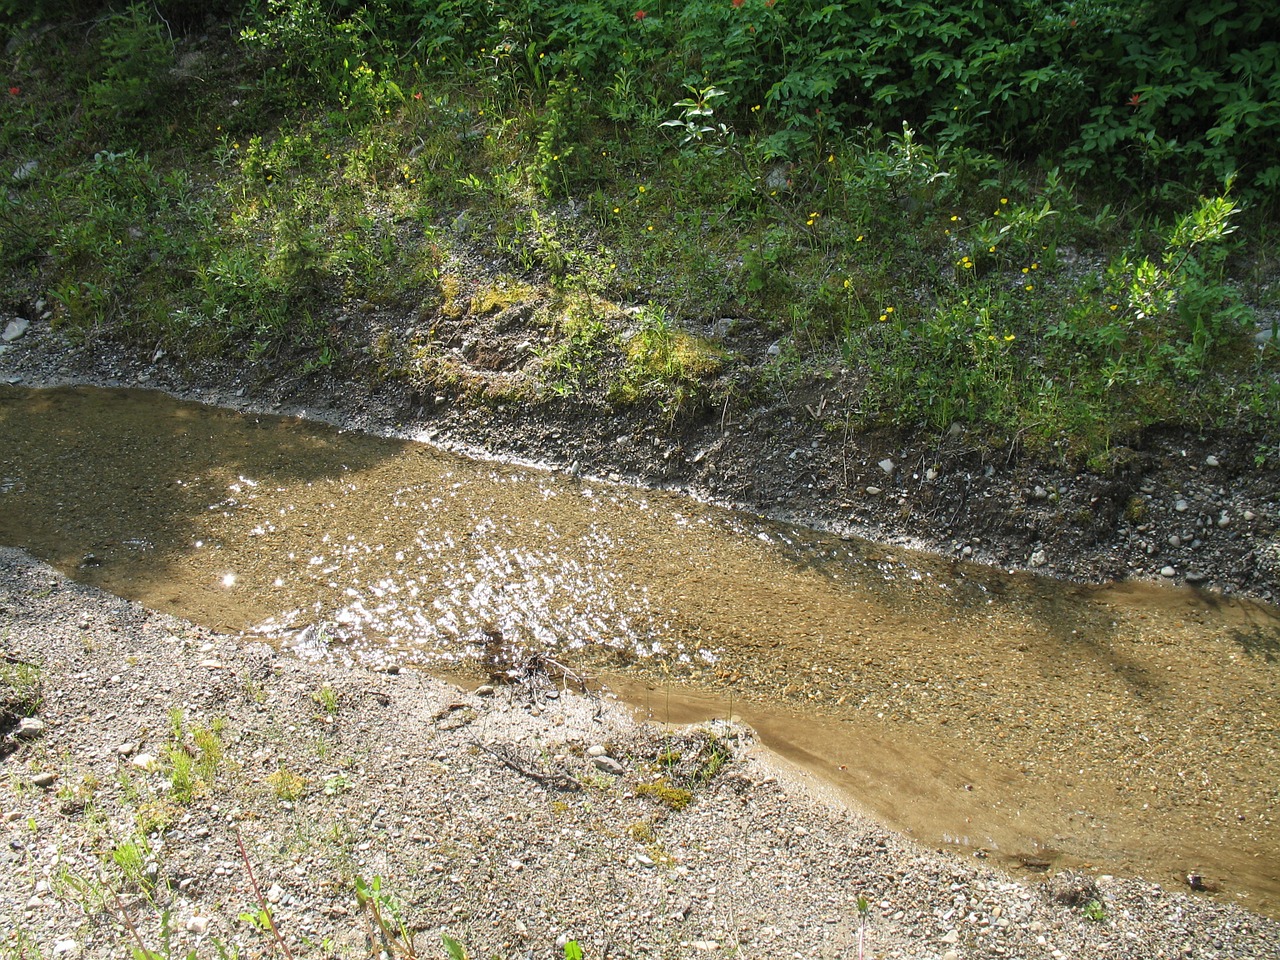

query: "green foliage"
left=3, top=0, right=1277, bottom=468
left=86, top=3, right=175, bottom=131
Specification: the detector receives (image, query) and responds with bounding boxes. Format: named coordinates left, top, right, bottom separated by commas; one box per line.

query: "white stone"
left=185, top=915, right=212, bottom=935
left=1, top=318, right=28, bottom=342
left=592, top=755, right=624, bottom=775
left=13, top=717, right=45, bottom=739
left=131, top=753, right=159, bottom=770
left=1029, top=549, right=1048, bottom=568
left=878, top=458, right=895, bottom=475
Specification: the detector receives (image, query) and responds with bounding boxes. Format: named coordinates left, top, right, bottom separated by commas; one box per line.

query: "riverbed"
left=2, top=384, right=1277, bottom=915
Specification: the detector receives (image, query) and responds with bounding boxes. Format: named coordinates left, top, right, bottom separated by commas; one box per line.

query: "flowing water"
left=3, top=385, right=1278, bottom=915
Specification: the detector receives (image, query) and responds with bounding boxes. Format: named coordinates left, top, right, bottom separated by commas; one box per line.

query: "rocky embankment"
left=3, top=549, right=1280, bottom=959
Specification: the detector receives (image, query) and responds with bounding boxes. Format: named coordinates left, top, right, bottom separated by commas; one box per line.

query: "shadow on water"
left=3, top=384, right=1280, bottom=917
left=0, top=385, right=405, bottom=629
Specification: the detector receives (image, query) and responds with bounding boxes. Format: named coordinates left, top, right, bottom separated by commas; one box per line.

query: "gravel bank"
left=2, top=548, right=1278, bottom=959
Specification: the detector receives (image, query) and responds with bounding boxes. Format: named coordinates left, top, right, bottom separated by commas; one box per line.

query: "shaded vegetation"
left=1, top=0, right=1277, bottom=464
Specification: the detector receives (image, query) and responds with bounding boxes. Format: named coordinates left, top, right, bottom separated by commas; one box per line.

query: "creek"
left=2, top=384, right=1278, bottom=916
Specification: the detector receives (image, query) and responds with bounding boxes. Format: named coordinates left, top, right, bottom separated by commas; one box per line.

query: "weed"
left=311, top=685, right=339, bottom=715
left=1083, top=899, right=1107, bottom=922
left=635, top=778, right=693, bottom=812
left=357, top=875, right=418, bottom=958
left=267, top=766, right=307, bottom=802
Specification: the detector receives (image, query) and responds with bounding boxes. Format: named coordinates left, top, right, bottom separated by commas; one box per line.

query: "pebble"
left=131, top=753, right=159, bottom=770
left=13, top=717, right=46, bottom=739
left=586, top=745, right=608, bottom=758
left=864, top=486, right=882, bottom=496
left=941, top=929, right=960, bottom=944
left=878, top=458, right=895, bottom=475
left=1175, top=499, right=1189, bottom=512
left=474, top=684, right=494, bottom=696
left=1029, top=549, right=1048, bottom=568
left=51, top=940, right=80, bottom=957
left=186, top=915, right=212, bottom=935
left=1205, top=455, right=1220, bottom=467
left=592, top=756, right=624, bottom=775
left=1, top=318, right=28, bottom=342
left=1161, top=566, right=1176, bottom=577
left=30, top=772, right=57, bottom=788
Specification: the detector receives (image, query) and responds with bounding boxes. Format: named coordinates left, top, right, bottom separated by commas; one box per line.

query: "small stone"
left=766, top=341, right=782, bottom=357
left=1217, top=513, right=1232, bottom=528
left=2, top=317, right=29, bottom=342
left=131, top=753, right=159, bottom=771
left=1161, top=566, right=1176, bottom=578
left=943, top=952, right=960, bottom=960
left=635, top=853, right=655, bottom=868
left=1168, top=535, right=1181, bottom=548
left=185, top=916, right=211, bottom=935
left=878, top=458, right=896, bottom=475
left=1028, top=549, right=1048, bottom=568
left=586, top=745, right=608, bottom=758
left=1032, top=485, right=1048, bottom=500
left=266, top=883, right=284, bottom=904
left=592, top=755, right=624, bottom=775
left=116, top=742, right=136, bottom=756
left=12, top=160, right=37, bottom=181
left=1243, top=510, right=1255, bottom=521
left=199, top=659, right=225, bottom=669
left=1205, top=455, right=1220, bottom=467
left=864, top=486, right=882, bottom=496
left=941, top=930, right=960, bottom=944
left=52, top=940, right=80, bottom=957
left=1175, top=499, right=1189, bottom=512
left=13, top=717, right=45, bottom=739
left=31, top=772, right=57, bottom=788
left=474, top=684, right=494, bottom=697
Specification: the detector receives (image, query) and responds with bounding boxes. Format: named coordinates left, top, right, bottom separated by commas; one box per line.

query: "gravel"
left=3, top=548, right=1278, bottom=959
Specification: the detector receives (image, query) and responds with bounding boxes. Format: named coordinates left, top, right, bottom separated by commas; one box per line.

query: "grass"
left=0, top=3, right=1276, bottom=470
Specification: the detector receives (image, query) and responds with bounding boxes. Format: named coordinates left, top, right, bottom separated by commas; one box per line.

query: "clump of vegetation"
left=0, top=653, right=41, bottom=745
left=636, top=777, right=694, bottom=811
left=267, top=765, right=307, bottom=801
left=1, top=0, right=1276, bottom=465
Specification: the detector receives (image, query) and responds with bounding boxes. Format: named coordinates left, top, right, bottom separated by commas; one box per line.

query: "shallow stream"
left=2, top=385, right=1278, bottom=915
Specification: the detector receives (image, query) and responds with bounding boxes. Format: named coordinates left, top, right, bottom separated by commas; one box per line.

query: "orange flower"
left=633, top=8, right=646, bottom=19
